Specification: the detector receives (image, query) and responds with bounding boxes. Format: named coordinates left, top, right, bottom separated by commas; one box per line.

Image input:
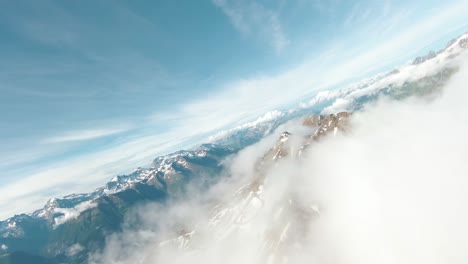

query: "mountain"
left=1, top=32, right=467, bottom=263
left=1, top=144, right=237, bottom=263
left=152, top=112, right=352, bottom=263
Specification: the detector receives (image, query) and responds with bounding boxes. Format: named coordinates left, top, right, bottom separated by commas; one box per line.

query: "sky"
left=1, top=0, right=468, bottom=218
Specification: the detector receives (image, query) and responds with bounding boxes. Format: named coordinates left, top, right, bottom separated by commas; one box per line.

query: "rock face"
left=459, top=38, right=468, bottom=49
left=412, top=50, right=437, bottom=65
left=303, top=112, right=351, bottom=140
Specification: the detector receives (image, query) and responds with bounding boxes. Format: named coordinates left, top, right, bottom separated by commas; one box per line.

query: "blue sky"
left=1, top=0, right=468, bottom=218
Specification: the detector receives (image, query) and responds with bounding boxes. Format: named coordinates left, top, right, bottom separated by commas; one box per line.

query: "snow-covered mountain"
left=148, top=112, right=350, bottom=264
left=1, top=144, right=240, bottom=260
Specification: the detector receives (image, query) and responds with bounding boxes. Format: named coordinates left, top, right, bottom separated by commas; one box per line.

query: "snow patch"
left=322, top=98, right=352, bottom=114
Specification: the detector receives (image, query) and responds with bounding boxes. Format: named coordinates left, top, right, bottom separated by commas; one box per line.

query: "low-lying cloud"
left=90, top=56, right=468, bottom=264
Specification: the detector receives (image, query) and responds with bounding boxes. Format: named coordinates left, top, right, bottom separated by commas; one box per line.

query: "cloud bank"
left=90, top=56, right=468, bottom=263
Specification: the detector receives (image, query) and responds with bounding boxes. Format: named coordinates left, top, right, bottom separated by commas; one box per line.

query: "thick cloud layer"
left=90, top=56, right=468, bottom=264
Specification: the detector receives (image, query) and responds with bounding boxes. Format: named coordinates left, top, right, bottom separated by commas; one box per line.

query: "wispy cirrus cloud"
left=43, top=127, right=131, bottom=143
left=212, top=0, right=289, bottom=52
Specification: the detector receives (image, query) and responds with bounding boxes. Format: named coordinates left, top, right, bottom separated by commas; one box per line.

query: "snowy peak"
left=413, top=32, right=468, bottom=65
left=446, top=32, right=468, bottom=51
left=304, top=112, right=351, bottom=140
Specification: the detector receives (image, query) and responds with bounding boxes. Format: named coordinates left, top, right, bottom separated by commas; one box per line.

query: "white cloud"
left=54, top=201, right=97, bottom=226
left=0, top=244, right=7, bottom=250
left=212, top=0, right=288, bottom=52
left=43, top=127, right=130, bottom=143
left=67, top=243, right=84, bottom=256
left=90, top=56, right=468, bottom=264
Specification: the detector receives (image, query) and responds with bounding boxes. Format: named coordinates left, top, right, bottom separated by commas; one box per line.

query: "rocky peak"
left=304, top=112, right=351, bottom=141
left=412, top=50, right=437, bottom=65
left=459, top=37, right=468, bottom=49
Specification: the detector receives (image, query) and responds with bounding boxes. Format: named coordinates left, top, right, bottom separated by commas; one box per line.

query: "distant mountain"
left=1, top=32, right=467, bottom=263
